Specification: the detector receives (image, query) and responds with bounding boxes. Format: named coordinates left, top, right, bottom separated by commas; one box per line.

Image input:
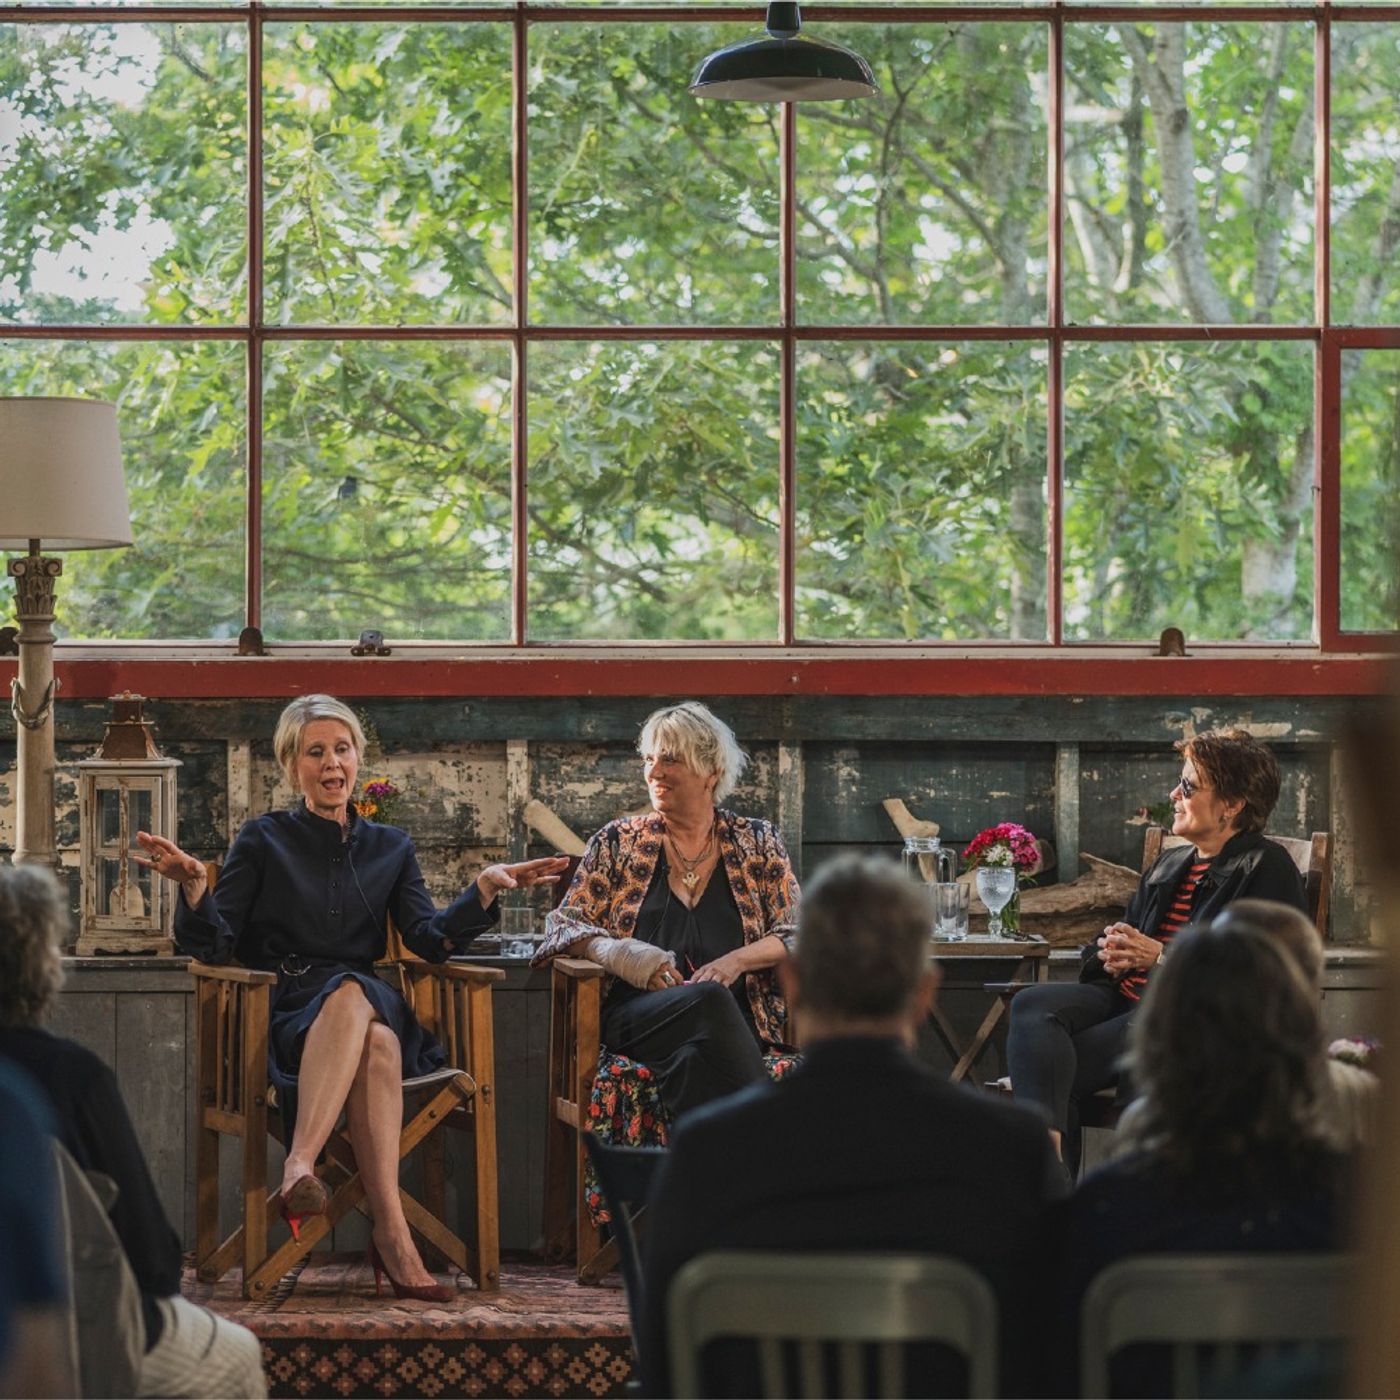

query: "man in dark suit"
left=639, top=854, right=1065, bottom=1397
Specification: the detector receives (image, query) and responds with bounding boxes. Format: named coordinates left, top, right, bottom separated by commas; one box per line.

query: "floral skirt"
left=583, top=1048, right=799, bottom=1227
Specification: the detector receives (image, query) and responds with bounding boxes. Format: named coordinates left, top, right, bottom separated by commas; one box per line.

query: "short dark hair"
left=794, top=856, right=931, bottom=1020
left=1177, top=728, right=1282, bottom=835
left=1123, top=919, right=1329, bottom=1191
left=0, top=864, right=67, bottom=1028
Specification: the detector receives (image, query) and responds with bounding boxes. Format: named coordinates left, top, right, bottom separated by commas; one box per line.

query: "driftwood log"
left=1012, top=853, right=1140, bottom=946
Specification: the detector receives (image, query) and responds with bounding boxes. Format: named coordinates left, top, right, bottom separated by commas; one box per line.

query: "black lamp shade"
left=689, top=4, right=877, bottom=102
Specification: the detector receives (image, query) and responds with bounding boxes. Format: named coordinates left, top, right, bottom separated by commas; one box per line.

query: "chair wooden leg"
left=542, top=1108, right=577, bottom=1263
left=240, top=997, right=270, bottom=1299
left=419, top=1131, right=450, bottom=1273
left=468, top=988, right=501, bottom=1292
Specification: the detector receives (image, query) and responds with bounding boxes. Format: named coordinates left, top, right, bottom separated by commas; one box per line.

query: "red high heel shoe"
left=368, top=1241, right=454, bottom=1304
left=278, top=1174, right=328, bottom=1243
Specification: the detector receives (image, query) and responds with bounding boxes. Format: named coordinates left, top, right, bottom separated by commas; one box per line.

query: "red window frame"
left=1, top=1, right=1396, bottom=699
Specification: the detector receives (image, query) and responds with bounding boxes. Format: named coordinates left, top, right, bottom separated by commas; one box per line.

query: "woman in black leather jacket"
left=1007, top=728, right=1307, bottom=1168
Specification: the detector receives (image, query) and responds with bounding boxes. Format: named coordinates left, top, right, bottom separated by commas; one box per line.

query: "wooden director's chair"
left=191, top=869, right=503, bottom=1300
left=542, top=956, right=613, bottom=1282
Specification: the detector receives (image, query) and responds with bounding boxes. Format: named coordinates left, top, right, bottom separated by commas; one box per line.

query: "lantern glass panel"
left=127, top=787, right=153, bottom=839
left=99, top=788, right=123, bottom=847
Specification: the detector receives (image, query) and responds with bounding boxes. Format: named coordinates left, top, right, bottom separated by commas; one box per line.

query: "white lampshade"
left=0, top=396, right=132, bottom=550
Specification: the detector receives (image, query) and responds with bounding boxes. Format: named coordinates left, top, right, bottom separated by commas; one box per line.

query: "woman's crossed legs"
left=279, top=980, right=437, bottom=1288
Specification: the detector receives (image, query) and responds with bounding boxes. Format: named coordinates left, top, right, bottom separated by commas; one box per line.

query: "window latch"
left=351, top=628, right=391, bottom=657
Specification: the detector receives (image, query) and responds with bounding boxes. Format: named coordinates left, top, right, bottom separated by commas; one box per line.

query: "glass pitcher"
left=902, top=835, right=956, bottom=886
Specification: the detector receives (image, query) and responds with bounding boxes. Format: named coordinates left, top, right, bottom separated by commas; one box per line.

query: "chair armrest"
left=188, top=961, right=276, bottom=987
left=404, top=961, right=507, bottom=986
left=554, top=957, right=605, bottom=980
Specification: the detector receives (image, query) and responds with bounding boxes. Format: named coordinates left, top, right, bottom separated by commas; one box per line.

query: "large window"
left=2, top=4, right=1397, bottom=650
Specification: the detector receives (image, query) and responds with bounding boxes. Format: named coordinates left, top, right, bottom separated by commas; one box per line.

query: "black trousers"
left=602, top=981, right=766, bottom=1124
left=1006, top=980, right=1134, bottom=1164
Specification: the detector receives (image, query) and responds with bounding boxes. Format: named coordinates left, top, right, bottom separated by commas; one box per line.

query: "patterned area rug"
left=185, top=1256, right=633, bottom=1399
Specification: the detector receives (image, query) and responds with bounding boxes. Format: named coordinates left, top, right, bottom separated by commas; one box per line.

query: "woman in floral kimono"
left=534, top=701, right=800, bottom=1122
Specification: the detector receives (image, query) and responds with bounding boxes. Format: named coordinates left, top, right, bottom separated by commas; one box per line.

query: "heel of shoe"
left=368, top=1244, right=384, bottom=1298
left=279, top=1199, right=303, bottom=1243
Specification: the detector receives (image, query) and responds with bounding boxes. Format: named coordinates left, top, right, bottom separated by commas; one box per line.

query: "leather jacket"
left=1080, top=828, right=1308, bottom=984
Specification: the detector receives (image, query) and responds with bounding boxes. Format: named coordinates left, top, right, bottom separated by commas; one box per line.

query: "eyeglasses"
left=1177, top=773, right=1201, bottom=798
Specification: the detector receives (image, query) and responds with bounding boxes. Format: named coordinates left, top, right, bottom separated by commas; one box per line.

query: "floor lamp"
left=1, top=397, right=131, bottom=869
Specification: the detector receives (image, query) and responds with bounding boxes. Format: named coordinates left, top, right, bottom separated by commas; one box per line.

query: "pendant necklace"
left=669, top=824, right=715, bottom=892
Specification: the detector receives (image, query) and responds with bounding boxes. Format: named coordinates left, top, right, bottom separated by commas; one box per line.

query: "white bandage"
left=583, top=935, right=677, bottom=990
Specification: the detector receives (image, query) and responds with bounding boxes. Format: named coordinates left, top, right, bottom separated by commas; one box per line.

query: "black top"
left=1049, top=1150, right=1346, bottom=1394
left=607, top=855, right=752, bottom=1026
left=174, top=803, right=497, bottom=969
left=640, top=1036, right=1064, bottom=1398
left=0, top=1027, right=182, bottom=1350
left=1080, top=829, right=1308, bottom=986
left=0, top=1057, right=66, bottom=1363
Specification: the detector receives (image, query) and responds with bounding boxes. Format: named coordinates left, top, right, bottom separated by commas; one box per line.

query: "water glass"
left=498, top=903, right=538, bottom=939
left=933, top=882, right=969, bottom=941
left=975, top=865, right=1017, bottom=938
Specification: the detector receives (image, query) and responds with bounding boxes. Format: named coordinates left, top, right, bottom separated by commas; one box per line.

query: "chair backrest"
left=668, top=1251, right=998, bottom=1399
left=580, top=1134, right=666, bottom=1360
left=1080, top=1252, right=1352, bottom=1399
left=1140, top=828, right=1333, bottom=936
left=52, top=1140, right=145, bottom=1400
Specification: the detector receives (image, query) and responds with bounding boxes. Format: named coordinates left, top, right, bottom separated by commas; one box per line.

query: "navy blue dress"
left=173, top=804, right=498, bottom=1137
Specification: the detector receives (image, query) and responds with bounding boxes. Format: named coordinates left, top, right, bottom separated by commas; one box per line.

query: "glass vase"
left=1001, top=887, right=1021, bottom=935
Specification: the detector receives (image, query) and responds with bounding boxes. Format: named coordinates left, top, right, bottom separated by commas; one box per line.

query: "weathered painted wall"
left=0, top=693, right=1384, bottom=941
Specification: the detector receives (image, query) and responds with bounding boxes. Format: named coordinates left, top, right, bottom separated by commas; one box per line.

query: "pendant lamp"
left=689, top=2, right=878, bottom=103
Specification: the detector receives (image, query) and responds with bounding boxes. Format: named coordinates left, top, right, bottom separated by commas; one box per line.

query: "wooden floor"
left=187, top=1255, right=633, bottom=1399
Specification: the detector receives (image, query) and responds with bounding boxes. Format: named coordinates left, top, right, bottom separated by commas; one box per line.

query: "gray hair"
left=272, top=695, right=366, bottom=788
left=795, top=855, right=931, bottom=1020
left=1212, top=899, right=1324, bottom=992
left=0, top=864, right=68, bottom=1027
left=637, top=701, right=748, bottom=803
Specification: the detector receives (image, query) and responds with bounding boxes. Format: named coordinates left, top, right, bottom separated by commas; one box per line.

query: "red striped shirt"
left=1119, top=858, right=1210, bottom=1002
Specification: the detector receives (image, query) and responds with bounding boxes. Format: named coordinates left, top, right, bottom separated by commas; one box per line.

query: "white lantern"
left=76, top=693, right=181, bottom=956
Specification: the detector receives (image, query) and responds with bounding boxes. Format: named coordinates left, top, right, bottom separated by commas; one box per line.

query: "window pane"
left=0, top=339, right=245, bottom=638
left=262, top=341, right=512, bottom=640
left=527, top=341, right=779, bottom=639
left=1332, top=25, right=1400, bottom=325
left=796, top=24, right=1047, bottom=326
left=1064, top=23, right=1312, bottom=325
left=528, top=25, right=779, bottom=326
left=1340, top=350, right=1400, bottom=633
left=796, top=342, right=1047, bottom=640
left=263, top=24, right=513, bottom=326
left=0, top=24, right=246, bottom=325
left=1064, top=341, right=1314, bottom=642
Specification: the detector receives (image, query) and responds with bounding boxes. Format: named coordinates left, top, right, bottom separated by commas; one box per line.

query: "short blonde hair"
left=0, top=864, right=67, bottom=1027
left=637, top=701, right=748, bottom=803
left=273, top=695, right=366, bottom=787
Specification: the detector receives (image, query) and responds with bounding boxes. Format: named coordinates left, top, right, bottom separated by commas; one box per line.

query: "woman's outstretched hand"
left=135, top=830, right=208, bottom=906
left=476, top=855, right=572, bottom=908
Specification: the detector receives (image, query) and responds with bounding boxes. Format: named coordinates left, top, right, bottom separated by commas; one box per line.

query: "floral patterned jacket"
left=532, top=808, right=800, bottom=1049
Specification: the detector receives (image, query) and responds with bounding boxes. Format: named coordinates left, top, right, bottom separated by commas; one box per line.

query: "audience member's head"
left=0, top=865, right=67, bottom=1030
left=783, top=855, right=937, bottom=1041
left=1123, top=918, right=1330, bottom=1191
left=1213, top=898, right=1324, bottom=992
left=1175, top=728, right=1282, bottom=834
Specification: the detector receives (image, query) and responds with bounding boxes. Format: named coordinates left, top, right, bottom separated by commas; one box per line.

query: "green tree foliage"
left=0, top=14, right=1395, bottom=640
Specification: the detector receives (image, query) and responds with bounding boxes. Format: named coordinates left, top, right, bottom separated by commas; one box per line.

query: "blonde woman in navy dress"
left=138, top=695, right=567, bottom=1300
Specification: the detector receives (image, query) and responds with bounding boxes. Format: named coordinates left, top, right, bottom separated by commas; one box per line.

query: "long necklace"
left=668, top=823, right=716, bottom=892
